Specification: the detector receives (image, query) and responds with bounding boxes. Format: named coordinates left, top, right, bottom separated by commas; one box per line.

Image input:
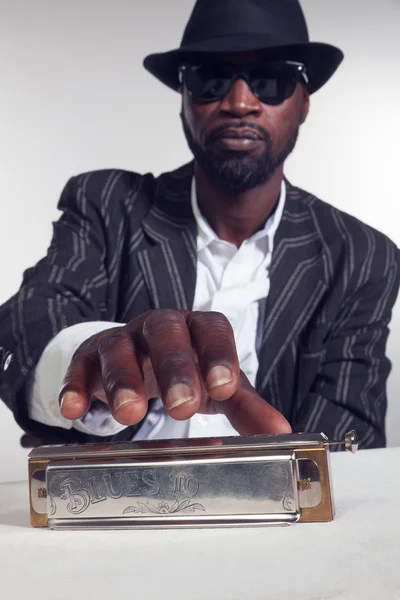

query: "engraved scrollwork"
left=48, top=472, right=70, bottom=517
left=282, top=490, right=293, bottom=512
left=123, top=499, right=206, bottom=515
left=49, top=494, right=57, bottom=516
left=277, top=467, right=294, bottom=512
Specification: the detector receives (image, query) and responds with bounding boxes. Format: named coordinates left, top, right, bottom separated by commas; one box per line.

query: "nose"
left=219, top=77, right=262, bottom=118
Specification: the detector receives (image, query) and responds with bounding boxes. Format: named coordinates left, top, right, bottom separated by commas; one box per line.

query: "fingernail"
left=60, top=391, right=81, bottom=410
left=114, top=389, right=140, bottom=412
left=166, top=384, right=194, bottom=411
left=207, top=366, right=233, bottom=388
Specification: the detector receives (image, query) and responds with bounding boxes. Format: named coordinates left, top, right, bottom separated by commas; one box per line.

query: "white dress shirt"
left=28, top=179, right=286, bottom=439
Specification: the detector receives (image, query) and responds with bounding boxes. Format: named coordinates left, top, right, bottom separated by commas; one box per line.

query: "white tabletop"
left=1, top=448, right=400, bottom=600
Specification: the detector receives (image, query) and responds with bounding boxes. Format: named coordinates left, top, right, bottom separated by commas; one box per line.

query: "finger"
left=140, top=310, right=202, bottom=420
left=188, top=311, right=240, bottom=401
left=59, top=349, right=100, bottom=420
left=217, top=373, right=292, bottom=436
left=97, top=330, right=148, bottom=426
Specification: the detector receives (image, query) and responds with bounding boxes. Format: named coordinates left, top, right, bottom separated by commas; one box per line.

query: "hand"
left=59, top=310, right=291, bottom=436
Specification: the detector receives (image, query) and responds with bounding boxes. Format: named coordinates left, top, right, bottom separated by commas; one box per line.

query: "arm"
left=292, top=250, right=400, bottom=449
left=0, top=174, right=111, bottom=440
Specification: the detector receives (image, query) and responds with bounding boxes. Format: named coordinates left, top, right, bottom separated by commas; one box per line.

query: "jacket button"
left=3, top=353, right=13, bottom=371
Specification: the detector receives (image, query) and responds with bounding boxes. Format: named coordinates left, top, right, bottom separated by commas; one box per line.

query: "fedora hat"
left=143, top=0, right=344, bottom=95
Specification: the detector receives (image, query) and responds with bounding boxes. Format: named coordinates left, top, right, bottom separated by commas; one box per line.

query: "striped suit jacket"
left=0, top=162, right=399, bottom=449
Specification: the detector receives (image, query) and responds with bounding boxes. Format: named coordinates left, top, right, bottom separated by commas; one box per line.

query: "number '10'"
left=170, top=473, right=200, bottom=497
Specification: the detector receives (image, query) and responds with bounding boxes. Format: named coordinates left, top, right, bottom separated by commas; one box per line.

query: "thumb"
left=217, top=372, right=292, bottom=436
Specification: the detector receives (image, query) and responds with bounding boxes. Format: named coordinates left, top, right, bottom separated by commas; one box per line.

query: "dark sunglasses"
left=179, top=60, right=309, bottom=105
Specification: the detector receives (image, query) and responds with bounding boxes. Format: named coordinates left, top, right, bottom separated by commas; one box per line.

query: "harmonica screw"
left=345, top=430, right=358, bottom=454
left=328, top=430, right=358, bottom=454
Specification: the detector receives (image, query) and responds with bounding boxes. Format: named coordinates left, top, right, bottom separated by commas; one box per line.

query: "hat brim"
left=143, top=35, right=344, bottom=95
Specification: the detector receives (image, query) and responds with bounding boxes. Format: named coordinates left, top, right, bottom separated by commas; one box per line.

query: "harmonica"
left=28, top=431, right=358, bottom=530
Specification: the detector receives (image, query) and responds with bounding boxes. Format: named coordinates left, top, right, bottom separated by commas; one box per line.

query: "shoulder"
left=287, top=180, right=400, bottom=281
left=59, top=163, right=193, bottom=215
left=60, top=168, right=157, bottom=211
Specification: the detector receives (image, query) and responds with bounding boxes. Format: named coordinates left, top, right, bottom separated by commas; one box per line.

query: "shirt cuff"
left=28, top=321, right=127, bottom=437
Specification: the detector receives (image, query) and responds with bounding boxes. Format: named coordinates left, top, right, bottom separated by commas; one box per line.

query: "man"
left=0, top=0, right=399, bottom=449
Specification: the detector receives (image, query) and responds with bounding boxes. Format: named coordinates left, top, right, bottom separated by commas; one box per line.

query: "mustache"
left=206, top=121, right=272, bottom=145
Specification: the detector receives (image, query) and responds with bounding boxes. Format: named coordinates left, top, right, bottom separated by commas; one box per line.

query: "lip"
left=215, top=129, right=263, bottom=141
left=214, top=137, right=264, bottom=151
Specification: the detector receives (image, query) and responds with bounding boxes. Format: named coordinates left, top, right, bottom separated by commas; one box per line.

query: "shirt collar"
left=191, top=177, right=286, bottom=252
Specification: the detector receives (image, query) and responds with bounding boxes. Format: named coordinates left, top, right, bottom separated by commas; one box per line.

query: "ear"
left=300, top=88, right=310, bottom=124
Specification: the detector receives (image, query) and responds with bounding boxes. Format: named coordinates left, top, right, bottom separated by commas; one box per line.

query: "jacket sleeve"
left=28, top=321, right=125, bottom=435
left=292, top=243, right=400, bottom=449
left=0, top=173, right=111, bottom=439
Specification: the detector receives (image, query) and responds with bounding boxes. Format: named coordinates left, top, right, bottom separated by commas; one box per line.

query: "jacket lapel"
left=256, top=181, right=328, bottom=393
left=138, top=163, right=198, bottom=311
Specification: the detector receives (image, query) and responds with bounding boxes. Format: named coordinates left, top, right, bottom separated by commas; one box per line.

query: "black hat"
left=143, top=0, right=344, bottom=95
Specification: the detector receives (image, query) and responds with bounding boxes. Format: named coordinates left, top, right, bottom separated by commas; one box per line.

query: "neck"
left=194, top=164, right=284, bottom=247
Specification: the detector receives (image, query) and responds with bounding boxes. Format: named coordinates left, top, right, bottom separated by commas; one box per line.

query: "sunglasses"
left=179, top=60, right=309, bottom=105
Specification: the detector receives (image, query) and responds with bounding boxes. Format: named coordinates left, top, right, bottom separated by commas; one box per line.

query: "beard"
left=181, top=114, right=300, bottom=193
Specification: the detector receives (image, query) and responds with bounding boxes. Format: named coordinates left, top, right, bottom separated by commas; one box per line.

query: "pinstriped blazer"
left=0, top=162, right=399, bottom=449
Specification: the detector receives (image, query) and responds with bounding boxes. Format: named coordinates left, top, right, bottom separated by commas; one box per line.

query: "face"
left=181, top=51, right=310, bottom=193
